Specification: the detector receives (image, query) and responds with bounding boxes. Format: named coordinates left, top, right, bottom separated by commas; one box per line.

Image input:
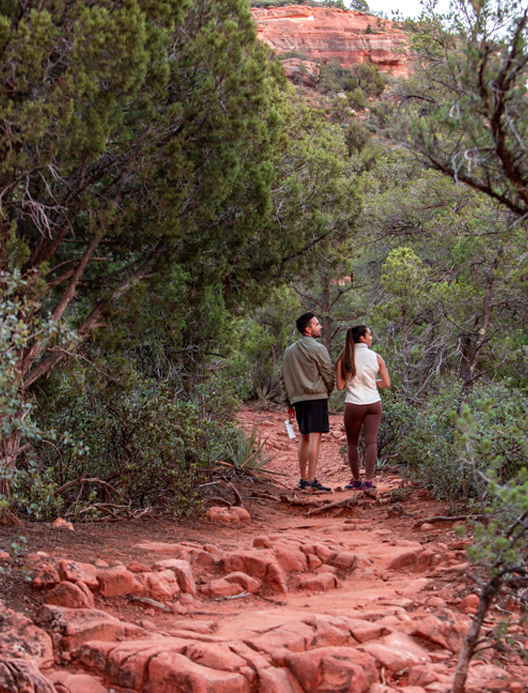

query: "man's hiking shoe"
left=298, top=478, right=309, bottom=490
left=363, top=480, right=377, bottom=490
left=307, top=478, right=332, bottom=492
left=344, top=478, right=363, bottom=490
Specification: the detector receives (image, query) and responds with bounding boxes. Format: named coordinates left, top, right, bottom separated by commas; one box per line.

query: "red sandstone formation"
left=252, top=6, right=408, bottom=76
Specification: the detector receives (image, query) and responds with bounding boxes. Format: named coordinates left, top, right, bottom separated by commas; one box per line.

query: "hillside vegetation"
left=0, top=0, right=527, bottom=536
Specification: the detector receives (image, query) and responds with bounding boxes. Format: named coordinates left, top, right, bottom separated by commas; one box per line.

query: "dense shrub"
left=380, top=382, right=528, bottom=508
left=24, top=366, right=242, bottom=519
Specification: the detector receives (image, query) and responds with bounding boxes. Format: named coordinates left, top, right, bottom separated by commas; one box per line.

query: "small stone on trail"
left=201, top=578, right=245, bottom=598
left=59, top=560, right=98, bottom=590
left=306, top=554, right=323, bottom=571
left=207, top=506, right=251, bottom=525
left=152, top=558, right=197, bottom=596
left=94, top=559, right=110, bottom=568
left=45, top=581, right=93, bottom=609
left=127, top=560, right=150, bottom=573
left=315, top=564, right=337, bottom=575
left=0, top=551, right=9, bottom=560
left=195, top=550, right=216, bottom=568
left=458, top=593, right=479, bottom=614
left=135, top=570, right=180, bottom=601
left=284, top=646, right=378, bottom=693
left=52, top=517, right=75, bottom=531
left=299, top=572, right=339, bottom=592
left=31, top=564, right=61, bottom=591
left=47, top=670, right=107, bottom=693
left=220, top=550, right=288, bottom=593
left=0, top=603, right=53, bottom=668
left=224, top=572, right=261, bottom=593
left=0, top=656, right=56, bottom=693
left=97, top=566, right=141, bottom=598
left=34, top=605, right=144, bottom=651
left=170, top=620, right=216, bottom=634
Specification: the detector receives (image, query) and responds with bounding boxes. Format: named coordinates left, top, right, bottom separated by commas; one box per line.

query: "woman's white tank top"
left=345, top=344, right=381, bottom=405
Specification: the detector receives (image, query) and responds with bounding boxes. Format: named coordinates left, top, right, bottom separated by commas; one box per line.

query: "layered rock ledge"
left=251, top=6, right=408, bottom=76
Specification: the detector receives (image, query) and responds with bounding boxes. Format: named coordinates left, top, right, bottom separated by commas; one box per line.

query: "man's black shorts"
left=293, top=399, right=329, bottom=435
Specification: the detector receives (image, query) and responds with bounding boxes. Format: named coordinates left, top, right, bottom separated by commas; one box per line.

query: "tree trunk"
left=319, top=275, right=333, bottom=354
left=451, top=580, right=498, bottom=693
left=0, top=430, right=23, bottom=525
left=402, top=316, right=410, bottom=405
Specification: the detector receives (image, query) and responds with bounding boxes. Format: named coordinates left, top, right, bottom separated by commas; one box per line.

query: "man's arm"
left=279, top=368, right=290, bottom=406
left=317, top=345, right=335, bottom=395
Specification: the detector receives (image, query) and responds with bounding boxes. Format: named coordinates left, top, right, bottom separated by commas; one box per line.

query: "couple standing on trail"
left=281, top=312, right=390, bottom=493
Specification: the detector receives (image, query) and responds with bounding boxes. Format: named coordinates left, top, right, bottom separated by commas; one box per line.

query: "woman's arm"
left=376, top=355, right=390, bottom=388
left=336, top=358, right=346, bottom=390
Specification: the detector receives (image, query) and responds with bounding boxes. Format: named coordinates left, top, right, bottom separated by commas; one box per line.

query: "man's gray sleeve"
left=317, top=346, right=335, bottom=396
left=279, top=367, right=291, bottom=407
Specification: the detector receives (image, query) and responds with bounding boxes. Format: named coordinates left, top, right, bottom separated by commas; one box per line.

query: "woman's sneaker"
left=344, top=478, right=363, bottom=490
left=298, top=478, right=309, bottom=490
left=363, top=480, right=377, bottom=490
left=307, top=478, right=332, bottom=492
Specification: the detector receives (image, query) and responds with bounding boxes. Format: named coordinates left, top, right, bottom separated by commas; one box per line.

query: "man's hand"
left=287, top=406, right=296, bottom=420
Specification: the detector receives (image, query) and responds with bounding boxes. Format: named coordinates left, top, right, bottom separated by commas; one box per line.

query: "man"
left=281, top=312, right=335, bottom=492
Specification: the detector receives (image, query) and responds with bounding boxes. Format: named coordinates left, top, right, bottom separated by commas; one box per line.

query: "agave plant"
left=215, top=425, right=276, bottom=474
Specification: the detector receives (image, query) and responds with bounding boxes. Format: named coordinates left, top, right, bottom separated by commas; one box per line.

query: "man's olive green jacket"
left=280, top=336, right=335, bottom=406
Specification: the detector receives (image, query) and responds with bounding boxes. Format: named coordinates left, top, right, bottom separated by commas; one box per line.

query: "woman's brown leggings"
left=344, top=401, right=383, bottom=481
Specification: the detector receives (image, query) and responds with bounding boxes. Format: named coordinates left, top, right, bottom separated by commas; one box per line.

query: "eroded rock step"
left=0, top=520, right=526, bottom=692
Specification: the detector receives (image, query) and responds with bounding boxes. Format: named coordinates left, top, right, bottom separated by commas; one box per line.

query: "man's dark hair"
left=296, top=311, right=316, bottom=335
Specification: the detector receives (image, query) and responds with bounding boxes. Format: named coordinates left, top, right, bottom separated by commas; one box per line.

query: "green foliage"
left=349, top=0, right=370, bottom=12
left=11, top=463, right=65, bottom=521
left=215, top=425, right=276, bottom=473
left=393, top=1, right=528, bottom=218
left=9, top=534, right=27, bottom=556
left=380, top=382, right=528, bottom=508
left=0, top=269, right=76, bottom=515
left=344, top=121, right=371, bottom=155
left=31, top=363, right=237, bottom=518
left=449, top=401, right=528, bottom=691
left=349, top=87, right=367, bottom=111
left=315, top=60, right=386, bottom=99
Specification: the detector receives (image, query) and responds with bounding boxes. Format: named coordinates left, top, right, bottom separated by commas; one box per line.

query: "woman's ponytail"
left=338, top=325, right=369, bottom=381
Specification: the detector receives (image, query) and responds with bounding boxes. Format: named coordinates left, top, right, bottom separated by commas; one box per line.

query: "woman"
left=336, top=326, right=390, bottom=490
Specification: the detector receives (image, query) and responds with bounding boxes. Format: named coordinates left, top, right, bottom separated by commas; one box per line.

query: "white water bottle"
left=284, top=419, right=296, bottom=439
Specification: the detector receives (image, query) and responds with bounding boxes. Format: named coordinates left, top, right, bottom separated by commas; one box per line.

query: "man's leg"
left=298, top=433, right=310, bottom=480
left=307, top=432, right=322, bottom=481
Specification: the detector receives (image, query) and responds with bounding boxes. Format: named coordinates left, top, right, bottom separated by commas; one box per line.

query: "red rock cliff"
left=252, top=6, right=407, bottom=76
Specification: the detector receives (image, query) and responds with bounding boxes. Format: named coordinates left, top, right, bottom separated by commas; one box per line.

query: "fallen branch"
left=413, top=514, right=483, bottom=529
left=209, top=590, right=249, bottom=601
left=279, top=495, right=326, bottom=507
left=54, top=474, right=88, bottom=496
left=128, top=595, right=172, bottom=612
left=226, top=480, right=243, bottom=507
left=247, top=491, right=281, bottom=501
left=203, top=496, right=233, bottom=507
left=310, top=498, right=358, bottom=516
left=72, top=502, right=151, bottom=521
left=54, top=475, right=125, bottom=501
